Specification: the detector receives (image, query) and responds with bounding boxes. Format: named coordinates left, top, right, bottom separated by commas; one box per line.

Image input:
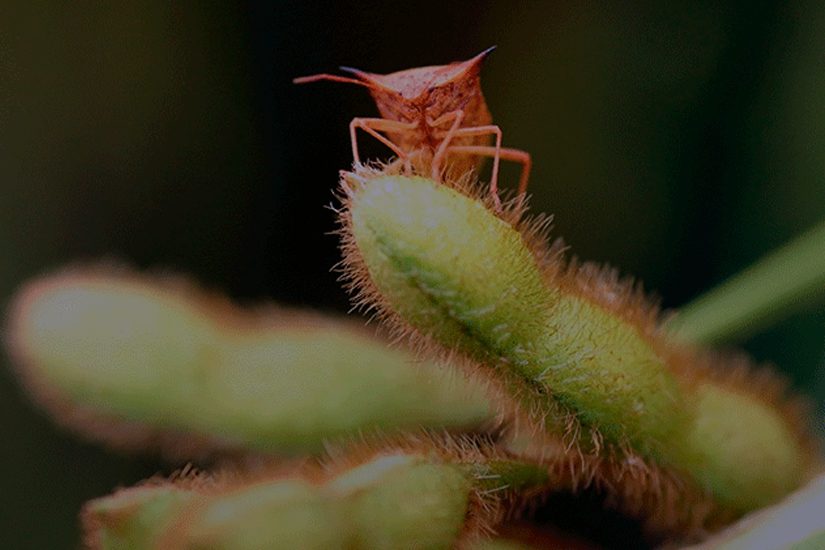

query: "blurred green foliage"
left=2, top=2, right=824, bottom=547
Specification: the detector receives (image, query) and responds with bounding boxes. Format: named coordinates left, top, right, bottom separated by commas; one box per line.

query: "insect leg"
left=444, top=126, right=503, bottom=206
left=446, top=145, right=532, bottom=209
left=349, top=118, right=416, bottom=168
left=429, top=110, right=465, bottom=182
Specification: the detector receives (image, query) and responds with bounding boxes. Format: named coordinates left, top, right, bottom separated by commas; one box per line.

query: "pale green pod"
left=181, top=458, right=470, bottom=549
left=344, top=173, right=813, bottom=513
left=347, top=175, right=686, bottom=457
left=327, top=454, right=471, bottom=549
left=83, top=485, right=196, bottom=550
left=85, top=451, right=542, bottom=549
left=190, top=329, right=490, bottom=452
left=7, top=272, right=492, bottom=455
left=685, top=383, right=808, bottom=512
left=181, top=480, right=346, bottom=550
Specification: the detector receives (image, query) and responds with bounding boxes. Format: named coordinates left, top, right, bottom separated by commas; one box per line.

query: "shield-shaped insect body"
left=295, top=47, right=531, bottom=208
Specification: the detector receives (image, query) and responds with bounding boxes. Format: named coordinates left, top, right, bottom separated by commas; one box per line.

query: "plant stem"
left=669, top=219, right=825, bottom=345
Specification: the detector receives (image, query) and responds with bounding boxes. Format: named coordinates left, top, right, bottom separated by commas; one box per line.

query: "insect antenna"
left=292, top=71, right=377, bottom=89
left=338, top=66, right=371, bottom=78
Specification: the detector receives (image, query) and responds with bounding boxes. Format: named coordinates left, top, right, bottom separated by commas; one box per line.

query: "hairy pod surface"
left=83, top=437, right=550, bottom=549
left=339, top=171, right=816, bottom=518
left=5, top=268, right=492, bottom=456
left=83, top=485, right=198, bottom=549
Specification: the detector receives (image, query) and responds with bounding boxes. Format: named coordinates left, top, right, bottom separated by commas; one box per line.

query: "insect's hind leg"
left=349, top=118, right=416, bottom=171
left=437, top=125, right=503, bottom=201
left=446, top=145, right=532, bottom=209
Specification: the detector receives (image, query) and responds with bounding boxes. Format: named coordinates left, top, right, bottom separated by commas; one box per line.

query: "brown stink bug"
left=294, top=47, right=531, bottom=208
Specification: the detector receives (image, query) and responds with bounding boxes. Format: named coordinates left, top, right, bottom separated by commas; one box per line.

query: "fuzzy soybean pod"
left=83, top=484, right=199, bottom=550
left=339, top=171, right=815, bottom=517
left=83, top=442, right=551, bottom=549
left=342, top=173, right=686, bottom=456
left=5, top=268, right=492, bottom=456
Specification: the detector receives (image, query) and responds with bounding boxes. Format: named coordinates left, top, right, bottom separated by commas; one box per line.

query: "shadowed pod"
left=4, top=266, right=493, bottom=458
left=81, top=434, right=550, bottom=549
left=335, top=167, right=820, bottom=527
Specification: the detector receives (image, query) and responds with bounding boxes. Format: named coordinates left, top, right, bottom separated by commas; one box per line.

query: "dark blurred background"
left=2, top=2, right=824, bottom=547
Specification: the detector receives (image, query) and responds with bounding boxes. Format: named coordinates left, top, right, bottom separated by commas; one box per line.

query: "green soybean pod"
left=339, top=172, right=815, bottom=515
left=6, top=268, right=492, bottom=456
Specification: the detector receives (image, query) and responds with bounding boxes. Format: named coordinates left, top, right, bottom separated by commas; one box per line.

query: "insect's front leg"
left=428, top=110, right=464, bottom=182
left=349, top=118, right=417, bottom=170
